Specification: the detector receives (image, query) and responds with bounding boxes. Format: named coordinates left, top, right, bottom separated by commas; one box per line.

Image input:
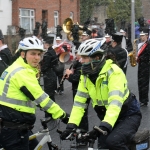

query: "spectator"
left=0, top=29, right=12, bottom=76
left=41, top=37, right=58, bottom=101
left=53, top=36, right=65, bottom=95
left=81, top=30, right=92, bottom=42
left=104, top=33, right=112, bottom=45
left=107, top=32, right=128, bottom=74
left=135, top=22, right=140, bottom=39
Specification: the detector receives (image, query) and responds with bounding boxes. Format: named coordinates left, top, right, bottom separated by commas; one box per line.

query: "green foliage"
left=106, top=0, right=142, bottom=23
left=80, top=0, right=142, bottom=24
left=80, top=0, right=109, bottom=24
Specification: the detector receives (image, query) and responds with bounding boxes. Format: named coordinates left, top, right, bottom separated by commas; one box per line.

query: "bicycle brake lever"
left=94, top=126, right=107, bottom=135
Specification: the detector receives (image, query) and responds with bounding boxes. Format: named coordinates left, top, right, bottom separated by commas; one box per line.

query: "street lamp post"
left=131, top=0, right=135, bottom=42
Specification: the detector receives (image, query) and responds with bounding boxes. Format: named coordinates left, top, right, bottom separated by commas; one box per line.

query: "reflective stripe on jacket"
left=69, top=59, right=129, bottom=128
left=0, top=57, right=65, bottom=119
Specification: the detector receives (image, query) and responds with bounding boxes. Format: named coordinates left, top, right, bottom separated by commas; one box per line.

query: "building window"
left=70, top=12, right=74, bottom=20
left=54, top=11, right=59, bottom=27
left=19, top=9, right=35, bottom=34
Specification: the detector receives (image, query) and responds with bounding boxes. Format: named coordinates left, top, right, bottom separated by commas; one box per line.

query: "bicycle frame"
left=0, top=117, right=59, bottom=150
left=30, top=117, right=59, bottom=150
left=29, top=128, right=56, bottom=150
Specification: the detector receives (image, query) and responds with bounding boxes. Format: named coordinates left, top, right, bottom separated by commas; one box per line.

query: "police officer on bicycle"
left=60, top=39, right=141, bottom=150
left=0, top=37, right=69, bottom=150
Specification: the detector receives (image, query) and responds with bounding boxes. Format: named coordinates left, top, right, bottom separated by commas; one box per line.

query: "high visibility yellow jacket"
left=0, top=57, right=65, bottom=119
left=69, top=59, right=129, bottom=130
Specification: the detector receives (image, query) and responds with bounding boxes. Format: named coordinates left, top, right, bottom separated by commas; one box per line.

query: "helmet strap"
left=23, top=51, right=28, bottom=64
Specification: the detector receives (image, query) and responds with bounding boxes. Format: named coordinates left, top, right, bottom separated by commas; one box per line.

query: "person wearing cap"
left=107, top=32, right=128, bottom=74
left=0, top=37, right=69, bottom=150
left=137, top=28, right=150, bottom=106
left=53, top=36, right=65, bottom=95
left=91, top=25, right=104, bottom=38
left=105, top=33, right=111, bottom=45
left=81, top=30, right=92, bottom=42
left=120, top=28, right=133, bottom=53
left=0, top=29, right=12, bottom=76
left=55, top=36, right=62, bottom=45
left=41, top=36, right=58, bottom=102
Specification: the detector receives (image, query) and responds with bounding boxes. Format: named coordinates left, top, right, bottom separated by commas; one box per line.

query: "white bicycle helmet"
left=78, top=38, right=106, bottom=56
left=18, top=37, right=45, bottom=52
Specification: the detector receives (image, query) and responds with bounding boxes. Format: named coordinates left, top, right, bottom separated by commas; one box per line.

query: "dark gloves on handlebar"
left=61, top=113, right=70, bottom=124
left=60, top=123, right=77, bottom=140
left=88, top=126, right=108, bottom=140
left=88, top=129, right=99, bottom=140
left=60, top=128, right=73, bottom=140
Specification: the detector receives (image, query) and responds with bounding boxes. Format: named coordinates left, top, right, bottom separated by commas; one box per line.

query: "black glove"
left=88, top=129, right=99, bottom=140
left=60, top=128, right=73, bottom=140
left=60, top=123, right=77, bottom=140
left=61, top=113, right=70, bottom=124
left=88, top=126, right=108, bottom=140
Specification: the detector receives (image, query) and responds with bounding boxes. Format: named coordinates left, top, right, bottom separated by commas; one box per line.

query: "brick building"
left=12, top=0, right=80, bottom=34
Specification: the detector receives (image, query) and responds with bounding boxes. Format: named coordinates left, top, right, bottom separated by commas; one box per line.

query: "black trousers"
left=0, top=128, right=38, bottom=150
left=98, top=113, right=142, bottom=150
left=56, top=70, right=64, bottom=92
left=138, top=61, right=150, bottom=103
left=43, top=70, right=57, bottom=101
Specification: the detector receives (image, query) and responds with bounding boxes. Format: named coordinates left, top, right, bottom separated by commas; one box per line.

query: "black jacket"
left=107, top=44, right=128, bottom=70
left=0, top=47, right=12, bottom=76
left=0, top=47, right=12, bottom=65
left=138, top=41, right=150, bottom=62
left=126, top=38, right=133, bottom=53
left=68, top=60, right=82, bottom=90
left=41, top=47, right=58, bottom=73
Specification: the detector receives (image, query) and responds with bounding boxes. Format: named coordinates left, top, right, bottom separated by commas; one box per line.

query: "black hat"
left=111, top=32, right=123, bottom=44
left=140, top=28, right=149, bottom=36
left=33, top=29, right=39, bottom=36
left=0, top=30, right=4, bottom=40
left=44, top=37, right=53, bottom=44
left=105, top=33, right=111, bottom=37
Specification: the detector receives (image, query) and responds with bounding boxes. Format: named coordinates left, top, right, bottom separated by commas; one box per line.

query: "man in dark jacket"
left=41, top=37, right=58, bottom=101
left=0, top=29, right=12, bottom=76
left=107, top=32, right=128, bottom=74
left=137, top=29, right=150, bottom=106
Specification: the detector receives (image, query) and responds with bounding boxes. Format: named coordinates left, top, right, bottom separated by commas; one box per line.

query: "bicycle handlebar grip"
left=93, top=126, right=107, bottom=135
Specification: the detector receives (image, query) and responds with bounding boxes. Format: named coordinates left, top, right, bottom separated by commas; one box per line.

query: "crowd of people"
left=0, top=18, right=149, bottom=150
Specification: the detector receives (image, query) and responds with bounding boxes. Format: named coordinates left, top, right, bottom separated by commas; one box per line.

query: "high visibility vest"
left=69, top=59, right=129, bottom=128
left=0, top=57, right=65, bottom=119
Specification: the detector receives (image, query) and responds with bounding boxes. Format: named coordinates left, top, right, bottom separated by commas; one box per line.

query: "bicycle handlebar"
left=57, top=127, right=98, bottom=148
left=40, top=117, right=52, bottom=129
left=57, top=126, right=107, bottom=141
